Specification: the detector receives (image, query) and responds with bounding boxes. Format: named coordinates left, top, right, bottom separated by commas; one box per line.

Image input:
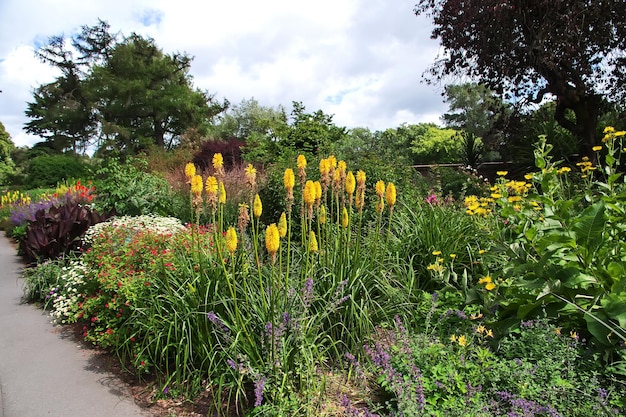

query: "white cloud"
left=0, top=0, right=447, bottom=147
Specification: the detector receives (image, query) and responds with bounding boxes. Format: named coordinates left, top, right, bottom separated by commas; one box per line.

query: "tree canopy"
left=415, top=0, right=626, bottom=156
left=0, top=121, right=16, bottom=184
left=25, top=20, right=225, bottom=157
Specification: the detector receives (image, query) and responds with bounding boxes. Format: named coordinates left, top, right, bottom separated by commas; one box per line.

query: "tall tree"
left=87, top=34, right=225, bottom=154
left=0, top=121, right=16, bottom=184
left=25, top=20, right=116, bottom=154
left=26, top=21, right=225, bottom=156
left=415, top=0, right=626, bottom=156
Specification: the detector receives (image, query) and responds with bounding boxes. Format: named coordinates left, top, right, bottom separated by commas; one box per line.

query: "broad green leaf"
left=601, top=293, right=626, bottom=328
left=572, top=201, right=606, bottom=251
left=584, top=310, right=613, bottom=345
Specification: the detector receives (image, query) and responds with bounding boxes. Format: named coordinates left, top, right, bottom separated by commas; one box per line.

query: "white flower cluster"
left=50, top=260, right=88, bottom=324
left=82, top=215, right=185, bottom=244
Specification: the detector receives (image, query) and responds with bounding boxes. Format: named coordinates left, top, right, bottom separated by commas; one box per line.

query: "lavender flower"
left=253, top=375, right=267, bottom=407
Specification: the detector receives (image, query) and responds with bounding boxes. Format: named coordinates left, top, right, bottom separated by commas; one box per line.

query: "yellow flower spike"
left=319, top=205, right=327, bottom=224
left=253, top=194, right=263, bottom=218
left=265, top=223, right=280, bottom=261
left=218, top=181, right=226, bottom=204
left=385, top=182, right=396, bottom=207
left=592, top=146, right=602, bottom=152
left=297, top=154, right=307, bottom=170
left=328, top=155, right=337, bottom=169
left=338, top=160, right=347, bottom=175
left=278, top=212, right=287, bottom=238
left=284, top=168, right=295, bottom=192
left=314, top=181, right=322, bottom=201
left=341, top=207, right=349, bottom=228
left=308, top=231, right=318, bottom=253
left=303, top=180, right=316, bottom=207
left=191, top=174, right=203, bottom=196
left=225, top=227, right=238, bottom=254
left=206, top=176, right=218, bottom=195
left=184, top=163, right=196, bottom=181
left=212, top=153, right=224, bottom=171
left=356, top=170, right=366, bottom=188
left=245, top=164, right=257, bottom=188
left=333, top=169, right=342, bottom=189
left=375, top=180, right=385, bottom=198
left=319, top=158, right=330, bottom=177
left=345, top=171, right=356, bottom=195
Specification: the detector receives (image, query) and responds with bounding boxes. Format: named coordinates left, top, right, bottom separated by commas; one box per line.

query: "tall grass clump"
left=59, top=153, right=411, bottom=415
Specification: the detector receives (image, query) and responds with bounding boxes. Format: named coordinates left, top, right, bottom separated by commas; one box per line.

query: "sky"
left=0, top=0, right=448, bottom=148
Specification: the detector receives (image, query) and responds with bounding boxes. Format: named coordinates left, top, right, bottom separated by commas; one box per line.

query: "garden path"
left=0, top=236, right=149, bottom=417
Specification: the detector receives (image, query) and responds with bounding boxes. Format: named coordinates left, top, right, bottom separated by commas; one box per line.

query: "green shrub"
left=25, top=155, right=92, bottom=188
left=93, top=158, right=183, bottom=217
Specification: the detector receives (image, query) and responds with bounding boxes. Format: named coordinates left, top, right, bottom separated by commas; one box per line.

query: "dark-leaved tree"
left=415, top=0, right=626, bottom=157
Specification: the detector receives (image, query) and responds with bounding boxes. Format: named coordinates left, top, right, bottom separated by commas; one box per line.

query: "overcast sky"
left=0, top=0, right=447, bottom=148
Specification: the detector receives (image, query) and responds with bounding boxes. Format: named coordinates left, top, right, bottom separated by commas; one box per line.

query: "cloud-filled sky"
left=0, top=0, right=447, bottom=148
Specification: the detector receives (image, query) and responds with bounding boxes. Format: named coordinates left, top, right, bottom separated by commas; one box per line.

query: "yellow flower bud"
left=303, top=180, right=316, bottom=207
left=191, top=175, right=203, bottom=196
left=345, top=171, right=356, bottom=195
left=375, top=180, right=385, bottom=198
left=184, top=163, right=196, bottom=181
left=356, top=170, right=366, bottom=187
left=253, top=194, right=262, bottom=218
left=319, top=205, right=327, bottom=224
left=212, top=153, right=224, bottom=171
left=314, top=181, right=322, bottom=201
left=205, top=176, right=218, bottom=195
left=265, top=223, right=280, bottom=257
left=297, top=154, right=307, bottom=170
left=341, top=207, right=349, bottom=228
left=278, top=212, right=287, bottom=238
left=284, top=168, right=295, bottom=191
left=319, top=158, right=330, bottom=176
left=245, top=164, right=257, bottom=188
left=338, top=160, right=347, bottom=174
left=308, top=231, right=318, bottom=253
left=218, top=181, right=226, bottom=204
left=385, top=182, right=396, bottom=207
left=225, top=227, right=238, bottom=254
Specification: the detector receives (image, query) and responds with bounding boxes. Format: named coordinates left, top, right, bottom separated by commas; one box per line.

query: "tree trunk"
left=554, top=93, right=601, bottom=159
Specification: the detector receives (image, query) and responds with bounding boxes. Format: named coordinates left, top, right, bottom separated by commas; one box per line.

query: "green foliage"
left=92, top=158, right=183, bottom=217
left=24, top=155, right=91, bottom=188
left=478, top=131, right=626, bottom=363
left=21, top=258, right=67, bottom=305
left=409, top=124, right=461, bottom=164
left=27, top=21, right=225, bottom=157
left=0, top=121, right=16, bottom=185
left=442, top=83, right=510, bottom=142
left=389, top=200, right=492, bottom=294
left=358, top=315, right=625, bottom=416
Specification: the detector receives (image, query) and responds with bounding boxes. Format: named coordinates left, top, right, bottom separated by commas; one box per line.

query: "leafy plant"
left=19, top=201, right=112, bottom=262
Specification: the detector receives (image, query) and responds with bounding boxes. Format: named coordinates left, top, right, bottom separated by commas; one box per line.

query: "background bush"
left=24, top=155, right=92, bottom=188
